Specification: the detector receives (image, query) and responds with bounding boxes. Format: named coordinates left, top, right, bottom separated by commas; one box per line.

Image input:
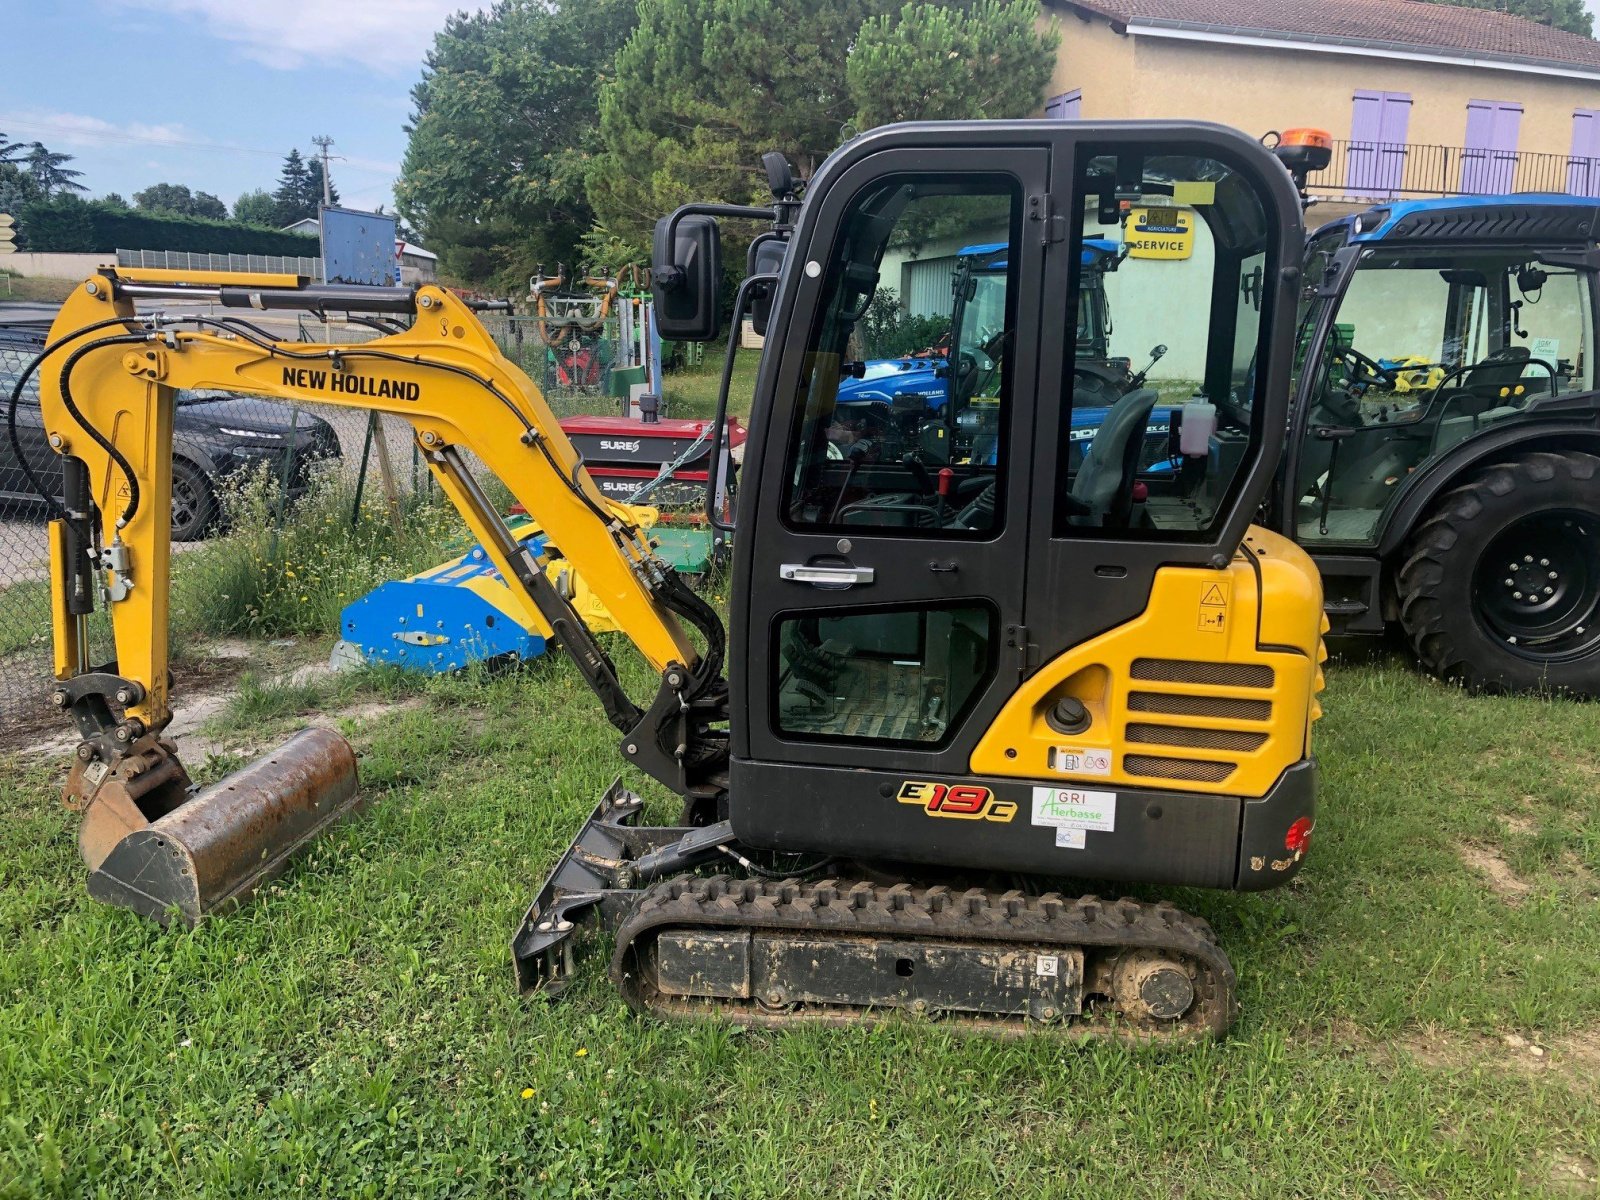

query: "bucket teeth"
left=74, top=727, right=362, bottom=926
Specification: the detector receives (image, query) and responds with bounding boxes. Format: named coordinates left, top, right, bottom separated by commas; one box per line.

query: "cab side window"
left=1054, top=151, right=1270, bottom=540
left=782, top=179, right=1021, bottom=537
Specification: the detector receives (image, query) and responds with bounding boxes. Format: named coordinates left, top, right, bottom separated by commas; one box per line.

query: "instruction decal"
left=1048, top=746, right=1111, bottom=776
left=1032, top=786, right=1116, bottom=834
left=1197, top=579, right=1230, bottom=634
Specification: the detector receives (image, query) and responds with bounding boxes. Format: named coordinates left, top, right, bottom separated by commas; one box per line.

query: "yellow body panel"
left=970, top=527, right=1325, bottom=800
left=40, top=274, right=697, bottom=733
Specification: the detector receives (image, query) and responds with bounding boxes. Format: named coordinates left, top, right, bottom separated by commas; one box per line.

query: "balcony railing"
left=1308, top=139, right=1600, bottom=201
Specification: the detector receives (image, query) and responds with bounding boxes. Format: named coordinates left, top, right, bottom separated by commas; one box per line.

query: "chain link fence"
left=0, top=309, right=696, bottom=725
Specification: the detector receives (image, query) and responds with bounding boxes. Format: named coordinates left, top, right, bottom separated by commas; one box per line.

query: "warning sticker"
left=1197, top=579, right=1230, bottom=634
left=1036, top=954, right=1060, bottom=977
left=1048, top=746, right=1111, bottom=776
left=1055, top=827, right=1087, bottom=849
left=1032, top=787, right=1116, bottom=832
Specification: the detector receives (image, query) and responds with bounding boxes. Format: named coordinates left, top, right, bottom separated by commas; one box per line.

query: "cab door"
left=729, top=138, right=1049, bottom=848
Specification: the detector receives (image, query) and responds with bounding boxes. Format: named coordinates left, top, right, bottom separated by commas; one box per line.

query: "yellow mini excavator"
left=27, top=120, right=1323, bottom=1036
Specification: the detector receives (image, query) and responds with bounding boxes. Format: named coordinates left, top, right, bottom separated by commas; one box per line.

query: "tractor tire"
left=170, top=458, right=218, bottom=542
left=1396, top=450, right=1600, bottom=696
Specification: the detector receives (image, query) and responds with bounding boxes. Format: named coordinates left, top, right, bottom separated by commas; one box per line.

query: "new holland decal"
left=896, top=780, right=1017, bottom=822
left=281, top=366, right=421, bottom=401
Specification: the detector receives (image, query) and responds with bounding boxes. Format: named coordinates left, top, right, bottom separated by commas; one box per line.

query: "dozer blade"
left=73, top=727, right=361, bottom=926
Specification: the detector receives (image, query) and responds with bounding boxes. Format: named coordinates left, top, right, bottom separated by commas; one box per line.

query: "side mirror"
left=1150, top=344, right=1168, bottom=360
left=652, top=213, right=723, bottom=342
left=747, top=236, right=787, bottom=337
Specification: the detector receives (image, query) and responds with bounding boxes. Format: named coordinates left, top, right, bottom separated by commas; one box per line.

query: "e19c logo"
left=896, top=781, right=1017, bottom=823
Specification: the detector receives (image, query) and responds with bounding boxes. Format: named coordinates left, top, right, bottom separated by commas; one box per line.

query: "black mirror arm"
left=705, top=272, right=778, bottom=535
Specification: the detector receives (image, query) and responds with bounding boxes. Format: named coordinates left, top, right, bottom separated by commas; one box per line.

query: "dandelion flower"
left=520, top=1087, right=535, bottom=1099
left=575, top=1047, right=588, bottom=1058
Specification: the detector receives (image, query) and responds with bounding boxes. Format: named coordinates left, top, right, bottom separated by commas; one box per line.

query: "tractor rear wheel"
left=1397, top=450, right=1600, bottom=696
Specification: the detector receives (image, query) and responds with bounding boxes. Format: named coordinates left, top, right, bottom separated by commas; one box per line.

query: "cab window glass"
left=1055, top=151, right=1270, bottom=538
left=783, top=179, right=1020, bottom=536
left=1295, top=250, right=1597, bottom=544
left=774, top=604, right=994, bottom=744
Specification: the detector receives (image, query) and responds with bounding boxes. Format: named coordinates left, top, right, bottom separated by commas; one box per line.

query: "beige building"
left=1039, top=0, right=1600, bottom=203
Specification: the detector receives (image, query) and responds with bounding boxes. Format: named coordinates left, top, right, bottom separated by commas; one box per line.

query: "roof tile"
left=1054, top=0, right=1600, bottom=69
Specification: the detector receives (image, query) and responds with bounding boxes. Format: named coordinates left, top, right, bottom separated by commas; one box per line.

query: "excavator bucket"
left=70, top=727, right=361, bottom=926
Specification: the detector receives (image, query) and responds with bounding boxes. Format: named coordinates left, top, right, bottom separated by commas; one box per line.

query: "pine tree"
left=587, top=0, right=1057, bottom=241
left=25, top=143, right=87, bottom=197
left=306, top=159, right=340, bottom=209
left=272, top=149, right=314, bottom=225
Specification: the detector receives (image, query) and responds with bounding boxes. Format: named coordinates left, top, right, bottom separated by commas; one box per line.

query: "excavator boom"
left=31, top=269, right=727, bottom=922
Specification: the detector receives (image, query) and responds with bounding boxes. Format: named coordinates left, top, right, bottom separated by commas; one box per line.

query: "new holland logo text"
left=897, top=780, right=1017, bottom=822
left=282, top=366, right=421, bottom=401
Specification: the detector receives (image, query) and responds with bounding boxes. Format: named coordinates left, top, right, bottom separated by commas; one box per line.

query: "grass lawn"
left=1, top=642, right=1597, bottom=1197
left=0, top=274, right=76, bottom=305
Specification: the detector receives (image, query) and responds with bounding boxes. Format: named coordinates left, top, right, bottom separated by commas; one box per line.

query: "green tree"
left=1421, top=0, right=1592, bottom=35
left=588, top=0, right=1057, bottom=241
left=132, top=181, right=226, bottom=218
left=0, top=133, right=27, bottom=167
left=396, top=0, right=637, bottom=286
left=99, top=191, right=130, bottom=209
left=233, top=188, right=278, bottom=226
left=272, top=149, right=315, bottom=225
left=191, top=190, right=228, bottom=220
left=306, top=158, right=340, bottom=208
left=25, top=143, right=87, bottom=197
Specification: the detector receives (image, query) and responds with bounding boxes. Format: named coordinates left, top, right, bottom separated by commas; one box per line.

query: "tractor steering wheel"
left=1338, top=347, right=1395, bottom=393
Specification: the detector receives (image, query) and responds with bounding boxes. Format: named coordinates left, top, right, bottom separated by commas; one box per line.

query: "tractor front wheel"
left=1397, top=450, right=1600, bottom=696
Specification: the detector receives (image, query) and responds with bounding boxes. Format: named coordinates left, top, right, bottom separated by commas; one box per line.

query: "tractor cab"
left=1273, top=195, right=1600, bottom=659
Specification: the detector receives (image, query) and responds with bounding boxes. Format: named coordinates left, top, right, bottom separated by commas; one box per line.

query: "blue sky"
left=2, top=0, right=1598, bottom=219
left=0, top=0, right=494, bottom=214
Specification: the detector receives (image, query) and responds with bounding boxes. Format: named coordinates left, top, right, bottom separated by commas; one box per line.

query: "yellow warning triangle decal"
left=1200, top=584, right=1226, bottom=606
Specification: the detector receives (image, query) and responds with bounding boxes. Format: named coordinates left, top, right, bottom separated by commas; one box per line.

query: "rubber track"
left=611, top=875, right=1237, bottom=1039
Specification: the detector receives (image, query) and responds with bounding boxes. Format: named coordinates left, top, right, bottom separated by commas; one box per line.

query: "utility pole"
left=311, top=135, right=335, bottom=207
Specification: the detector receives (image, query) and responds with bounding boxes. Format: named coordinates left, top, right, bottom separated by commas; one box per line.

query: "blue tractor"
left=835, top=239, right=1171, bottom=473
left=1261, top=192, right=1600, bottom=694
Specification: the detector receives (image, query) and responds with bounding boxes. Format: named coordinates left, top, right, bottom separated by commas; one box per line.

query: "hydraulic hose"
left=7, top=317, right=142, bottom=521
left=57, top=332, right=158, bottom=529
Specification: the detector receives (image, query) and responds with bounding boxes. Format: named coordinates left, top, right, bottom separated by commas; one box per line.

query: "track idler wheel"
left=69, top=727, right=361, bottom=926
left=1110, top=950, right=1198, bottom=1023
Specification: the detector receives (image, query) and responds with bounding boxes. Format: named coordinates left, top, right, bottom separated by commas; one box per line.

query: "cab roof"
left=1315, top=194, right=1600, bottom=247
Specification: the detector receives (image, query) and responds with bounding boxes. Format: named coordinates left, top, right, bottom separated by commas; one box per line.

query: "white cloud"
left=0, top=110, right=194, bottom=151
left=106, top=0, right=496, bottom=75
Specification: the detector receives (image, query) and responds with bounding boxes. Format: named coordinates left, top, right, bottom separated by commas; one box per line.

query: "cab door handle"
left=779, top=563, right=875, bottom=587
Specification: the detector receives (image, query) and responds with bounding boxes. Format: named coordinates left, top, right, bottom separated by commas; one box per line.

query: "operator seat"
left=1069, top=386, right=1159, bottom=525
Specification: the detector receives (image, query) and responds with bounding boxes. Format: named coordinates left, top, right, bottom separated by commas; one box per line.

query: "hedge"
left=18, top=200, right=319, bottom=257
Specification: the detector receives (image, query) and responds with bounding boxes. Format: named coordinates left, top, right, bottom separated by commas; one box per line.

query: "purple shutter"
left=1045, top=89, right=1081, bottom=120
left=1570, top=110, right=1600, bottom=198
left=1346, top=90, right=1411, bottom=197
left=1462, top=100, right=1523, bottom=193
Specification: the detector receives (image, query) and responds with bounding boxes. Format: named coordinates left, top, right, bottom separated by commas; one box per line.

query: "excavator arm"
left=32, top=268, right=728, bottom=922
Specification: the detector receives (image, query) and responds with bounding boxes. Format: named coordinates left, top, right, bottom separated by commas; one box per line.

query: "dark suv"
left=1, top=326, right=342, bottom=539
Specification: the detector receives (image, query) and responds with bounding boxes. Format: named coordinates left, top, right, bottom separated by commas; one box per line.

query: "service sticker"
left=1055, top=827, right=1087, bottom=849
left=1032, top=787, right=1117, bottom=832
left=1048, top=746, right=1111, bottom=776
